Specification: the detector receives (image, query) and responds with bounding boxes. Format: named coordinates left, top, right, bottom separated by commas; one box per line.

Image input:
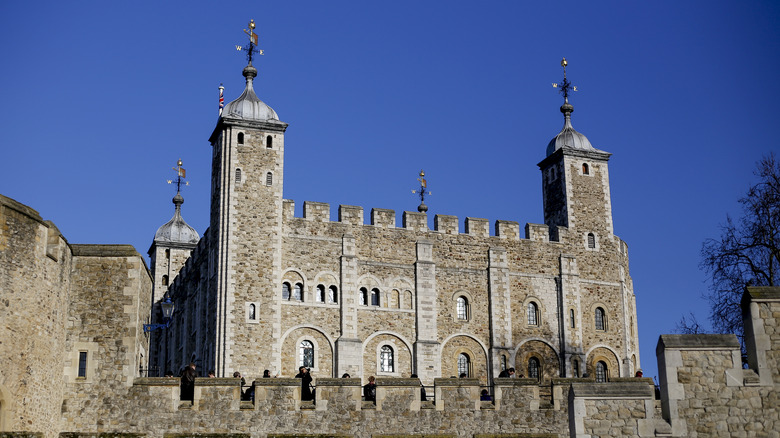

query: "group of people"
left=179, top=365, right=530, bottom=403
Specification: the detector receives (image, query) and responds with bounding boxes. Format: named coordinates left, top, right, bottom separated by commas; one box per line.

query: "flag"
left=219, top=84, right=224, bottom=115
left=250, top=32, right=258, bottom=46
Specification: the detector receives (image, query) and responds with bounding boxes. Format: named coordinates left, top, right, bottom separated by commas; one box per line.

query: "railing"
left=138, top=366, right=160, bottom=377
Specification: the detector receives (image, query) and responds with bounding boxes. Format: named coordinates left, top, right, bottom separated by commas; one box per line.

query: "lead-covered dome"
left=154, top=192, right=200, bottom=245
left=546, top=102, right=598, bottom=156
left=222, top=65, right=279, bottom=121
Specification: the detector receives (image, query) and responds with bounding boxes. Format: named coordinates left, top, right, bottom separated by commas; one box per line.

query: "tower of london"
left=148, top=53, right=639, bottom=385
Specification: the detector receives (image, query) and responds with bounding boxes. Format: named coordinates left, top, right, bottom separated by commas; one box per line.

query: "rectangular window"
left=78, top=351, right=88, bottom=378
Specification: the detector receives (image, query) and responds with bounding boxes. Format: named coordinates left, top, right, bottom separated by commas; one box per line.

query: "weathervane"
left=552, top=58, right=577, bottom=102
left=411, top=170, right=432, bottom=213
left=167, top=159, right=190, bottom=193
left=235, top=19, right=264, bottom=65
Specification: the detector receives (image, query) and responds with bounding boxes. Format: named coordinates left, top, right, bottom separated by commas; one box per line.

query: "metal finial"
left=411, top=170, right=432, bottom=213
left=236, top=18, right=264, bottom=65
left=167, top=159, right=190, bottom=194
left=552, top=57, right=578, bottom=103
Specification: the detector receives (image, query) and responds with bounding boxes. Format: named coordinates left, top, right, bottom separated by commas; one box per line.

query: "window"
left=316, top=285, right=325, bottom=302
left=582, top=163, right=589, bottom=175
left=570, top=309, right=575, bottom=328
left=596, top=361, right=607, bottom=382
left=456, top=296, right=468, bottom=320
left=587, top=233, right=596, bottom=249
left=359, top=288, right=368, bottom=306
left=300, top=341, right=314, bottom=368
left=266, top=172, right=273, bottom=186
left=266, top=135, right=273, bottom=148
left=501, top=355, right=507, bottom=371
left=573, top=359, right=580, bottom=378
left=457, top=353, right=470, bottom=377
left=78, top=351, right=88, bottom=378
left=293, top=283, right=303, bottom=301
left=595, top=307, right=606, bottom=331
left=380, top=345, right=394, bottom=373
left=328, top=285, right=338, bottom=303
left=282, top=282, right=291, bottom=300
left=235, top=168, right=242, bottom=183
left=248, top=304, right=256, bottom=320
left=162, top=275, right=169, bottom=286
left=527, top=302, right=539, bottom=326
left=528, top=357, right=540, bottom=380
left=370, top=288, right=380, bottom=306
left=237, top=132, right=244, bottom=144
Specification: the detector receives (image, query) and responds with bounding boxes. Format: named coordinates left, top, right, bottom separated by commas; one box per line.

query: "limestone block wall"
left=61, top=245, right=153, bottom=432
left=0, top=195, right=72, bottom=436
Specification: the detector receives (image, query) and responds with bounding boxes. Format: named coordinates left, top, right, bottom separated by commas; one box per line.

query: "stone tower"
left=207, top=62, right=288, bottom=376
left=148, top=182, right=199, bottom=373
left=537, top=61, right=637, bottom=377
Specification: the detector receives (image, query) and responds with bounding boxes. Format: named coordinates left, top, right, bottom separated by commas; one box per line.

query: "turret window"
left=248, top=304, right=256, bottom=320
left=162, top=275, right=169, bottom=286
left=235, top=168, right=242, bottom=184
left=570, top=308, right=575, bottom=328
left=237, top=132, right=245, bottom=144
left=266, top=135, right=273, bottom=148
left=582, top=163, right=589, bottom=175
left=587, top=233, right=596, bottom=249
left=266, top=172, right=273, bottom=186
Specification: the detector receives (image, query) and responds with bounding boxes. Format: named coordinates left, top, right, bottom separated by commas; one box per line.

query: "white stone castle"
left=148, top=52, right=639, bottom=385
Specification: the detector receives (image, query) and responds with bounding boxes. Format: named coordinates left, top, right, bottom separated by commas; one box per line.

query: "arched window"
left=282, top=282, right=291, bottom=300
left=162, top=275, right=169, bottom=286
left=266, top=172, right=273, bottom=186
left=596, top=361, right=608, bottom=382
left=266, top=135, right=273, bottom=148
left=300, top=340, right=314, bottom=368
left=237, top=132, right=244, bottom=144
left=595, top=307, right=606, bottom=331
left=165, top=248, right=170, bottom=260
left=248, top=304, right=256, bottom=320
left=457, top=353, right=470, bottom=377
left=380, top=345, right=394, bottom=373
left=359, top=287, right=368, bottom=306
left=456, top=296, right=468, bottom=320
left=587, top=233, right=596, bottom=249
left=582, top=163, right=589, bottom=175
left=328, top=285, right=338, bottom=303
left=501, top=354, right=507, bottom=371
left=235, top=168, right=242, bottom=184
left=570, top=309, right=575, bottom=328
left=316, top=285, right=325, bottom=302
left=527, top=302, right=539, bottom=326
left=370, top=288, right=380, bottom=306
left=573, top=359, right=580, bottom=378
left=393, top=289, right=400, bottom=308
left=293, top=283, right=303, bottom=301
left=528, top=357, right=540, bottom=380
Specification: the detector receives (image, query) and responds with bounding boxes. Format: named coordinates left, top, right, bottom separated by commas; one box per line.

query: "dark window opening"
left=266, top=135, right=273, bottom=148
left=78, top=351, right=87, bottom=378
left=237, top=132, right=244, bottom=144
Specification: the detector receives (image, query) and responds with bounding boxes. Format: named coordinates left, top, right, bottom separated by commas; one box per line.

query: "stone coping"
left=474, top=434, right=558, bottom=438
left=61, top=434, right=144, bottom=438
left=608, top=377, right=654, bottom=384
left=195, top=378, right=240, bottom=387
left=375, top=377, right=422, bottom=387
left=71, top=244, right=141, bottom=258
left=374, top=435, right=455, bottom=438
left=550, top=377, right=594, bottom=385
left=744, top=286, right=780, bottom=302
left=434, top=378, right=481, bottom=387
left=166, top=435, right=250, bottom=438
left=569, top=381, right=654, bottom=399
left=657, top=334, right=740, bottom=351
left=252, top=378, right=301, bottom=387
left=492, top=378, right=540, bottom=386
left=133, top=377, right=180, bottom=386
left=314, top=378, right=361, bottom=387
left=267, top=435, right=350, bottom=438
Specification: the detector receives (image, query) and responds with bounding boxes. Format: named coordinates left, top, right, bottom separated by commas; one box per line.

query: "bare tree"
left=674, top=312, right=704, bottom=335
left=700, top=153, right=780, bottom=344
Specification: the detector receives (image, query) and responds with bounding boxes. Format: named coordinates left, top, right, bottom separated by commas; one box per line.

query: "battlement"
left=283, top=200, right=558, bottom=242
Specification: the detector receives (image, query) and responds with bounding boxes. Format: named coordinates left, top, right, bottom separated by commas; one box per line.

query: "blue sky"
left=2, top=1, right=778, bottom=381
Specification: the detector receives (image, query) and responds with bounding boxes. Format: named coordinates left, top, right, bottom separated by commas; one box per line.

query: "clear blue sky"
left=2, top=1, right=778, bottom=381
